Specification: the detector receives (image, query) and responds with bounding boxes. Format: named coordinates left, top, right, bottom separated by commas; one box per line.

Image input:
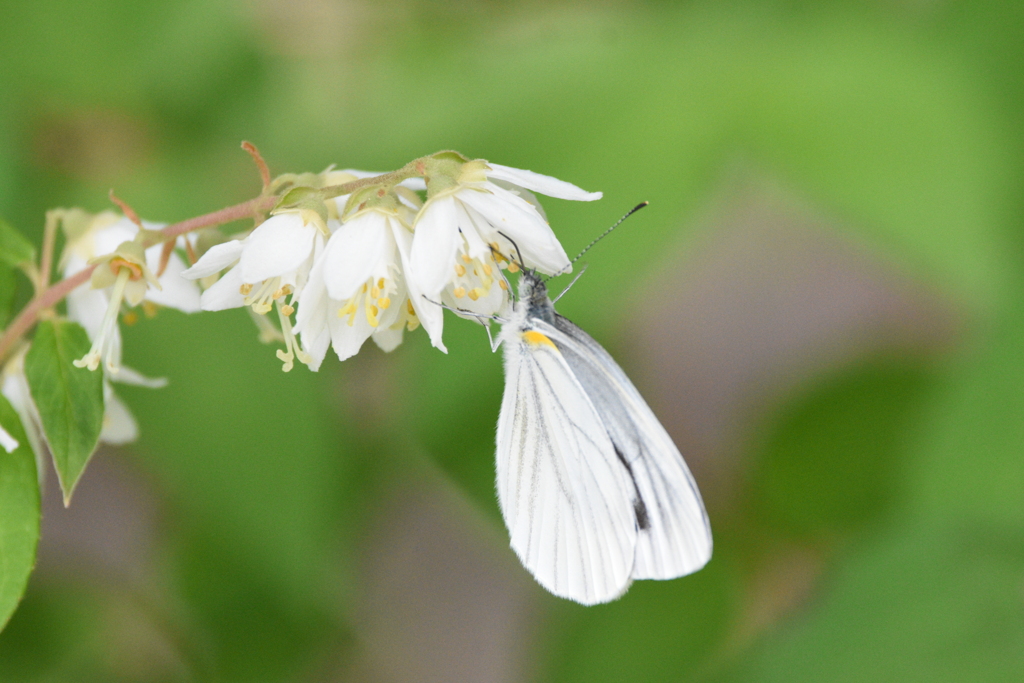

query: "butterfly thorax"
left=516, top=270, right=557, bottom=326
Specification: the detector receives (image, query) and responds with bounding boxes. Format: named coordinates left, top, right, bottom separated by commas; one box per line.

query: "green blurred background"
left=2, top=0, right=1023, bottom=680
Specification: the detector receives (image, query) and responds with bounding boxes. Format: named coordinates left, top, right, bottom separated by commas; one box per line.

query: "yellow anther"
left=272, top=287, right=285, bottom=300
left=468, top=288, right=481, bottom=301
left=371, top=285, right=381, bottom=299
left=366, top=304, right=379, bottom=327
left=508, top=262, right=520, bottom=273
left=240, top=283, right=254, bottom=295
left=461, top=253, right=472, bottom=263
left=378, top=297, right=391, bottom=309
left=122, top=311, right=139, bottom=326
left=338, top=301, right=357, bottom=317
left=407, top=319, right=420, bottom=332
left=473, top=267, right=479, bottom=276
left=251, top=302, right=272, bottom=314
left=455, top=264, right=466, bottom=277
left=281, top=304, right=295, bottom=316
left=407, top=300, right=415, bottom=315
left=141, top=301, right=159, bottom=318
left=281, top=284, right=293, bottom=296
left=378, top=278, right=385, bottom=289
left=499, top=280, right=508, bottom=290
left=483, top=263, right=493, bottom=276
left=361, top=283, right=367, bottom=293
left=453, top=286, right=467, bottom=298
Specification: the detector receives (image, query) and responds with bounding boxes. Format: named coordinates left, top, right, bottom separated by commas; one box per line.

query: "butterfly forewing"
left=497, top=329, right=637, bottom=604
left=545, top=315, right=713, bottom=580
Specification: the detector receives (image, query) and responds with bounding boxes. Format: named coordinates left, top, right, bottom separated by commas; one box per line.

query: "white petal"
left=100, top=388, right=139, bottom=445
left=372, top=325, right=404, bottom=352
left=63, top=253, right=91, bottom=278
left=0, top=425, right=18, bottom=453
left=294, top=256, right=328, bottom=336
left=460, top=188, right=570, bottom=274
left=66, top=285, right=111, bottom=341
left=485, top=163, right=602, bottom=201
left=394, top=221, right=446, bottom=352
left=303, top=324, right=332, bottom=372
left=145, top=252, right=202, bottom=312
left=239, top=214, right=317, bottom=284
left=92, top=218, right=142, bottom=256
left=410, top=196, right=461, bottom=297
left=321, top=212, right=389, bottom=300
left=181, top=240, right=244, bottom=279
left=199, top=266, right=246, bottom=311
left=328, top=303, right=373, bottom=361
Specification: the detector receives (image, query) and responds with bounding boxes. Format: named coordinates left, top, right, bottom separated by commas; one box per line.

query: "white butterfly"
left=494, top=267, right=712, bottom=604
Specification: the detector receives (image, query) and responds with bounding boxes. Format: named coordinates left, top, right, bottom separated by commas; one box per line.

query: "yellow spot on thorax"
left=522, top=330, right=556, bottom=349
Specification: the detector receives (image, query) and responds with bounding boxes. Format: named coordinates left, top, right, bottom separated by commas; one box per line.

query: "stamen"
left=499, top=280, right=508, bottom=290
left=468, top=288, right=482, bottom=301
left=378, top=297, right=391, bottom=309
left=276, top=301, right=312, bottom=372
left=483, top=263, right=493, bottom=276
left=461, top=254, right=472, bottom=263
left=371, top=285, right=381, bottom=299
left=240, top=283, right=253, bottom=295
left=453, top=286, right=466, bottom=298
left=455, top=264, right=466, bottom=277
left=74, top=266, right=132, bottom=373
left=407, top=300, right=415, bottom=315
left=244, top=277, right=282, bottom=314
left=508, top=262, right=520, bottom=273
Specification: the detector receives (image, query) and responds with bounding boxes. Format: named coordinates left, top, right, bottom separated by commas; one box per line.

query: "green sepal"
left=24, top=319, right=105, bottom=505
left=275, top=186, right=321, bottom=211
left=0, top=217, right=36, bottom=269
left=0, top=393, right=41, bottom=633
left=272, top=187, right=329, bottom=229
left=428, top=150, right=469, bottom=164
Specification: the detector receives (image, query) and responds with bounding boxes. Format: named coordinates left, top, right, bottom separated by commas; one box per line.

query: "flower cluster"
left=43, top=210, right=200, bottom=446
left=180, top=155, right=601, bottom=370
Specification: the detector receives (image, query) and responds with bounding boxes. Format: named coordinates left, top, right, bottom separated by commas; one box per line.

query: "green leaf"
left=0, top=261, right=14, bottom=329
left=24, top=320, right=104, bottom=505
left=0, top=218, right=35, bottom=269
left=0, top=394, right=41, bottom=633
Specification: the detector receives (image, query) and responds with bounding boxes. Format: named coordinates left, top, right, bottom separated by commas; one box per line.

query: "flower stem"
left=0, top=194, right=277, bottom=366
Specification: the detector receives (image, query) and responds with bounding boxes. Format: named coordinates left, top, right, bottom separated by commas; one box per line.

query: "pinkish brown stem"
left=0, top=194, right=277, bottom=365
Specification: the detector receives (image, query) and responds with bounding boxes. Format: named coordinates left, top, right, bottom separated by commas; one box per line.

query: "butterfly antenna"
left=549, top=202, right=649, bottom=280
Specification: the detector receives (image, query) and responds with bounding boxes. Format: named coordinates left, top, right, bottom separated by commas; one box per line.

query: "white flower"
left=181, top=210, right=329, bottom=371
left=295, top=205, right=429, bottom=368
left=64, top=212, right=201, bottom=377
left=409, top=161, right=601, bottom=348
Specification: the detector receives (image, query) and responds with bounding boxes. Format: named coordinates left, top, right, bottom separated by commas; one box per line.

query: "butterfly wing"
left=545, top=315, right=713, bottom=580
left=497, top=328, right=638, bottom=604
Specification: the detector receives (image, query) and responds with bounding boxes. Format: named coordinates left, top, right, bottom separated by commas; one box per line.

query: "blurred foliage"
left=1, top=0, right=1024, bottom=681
